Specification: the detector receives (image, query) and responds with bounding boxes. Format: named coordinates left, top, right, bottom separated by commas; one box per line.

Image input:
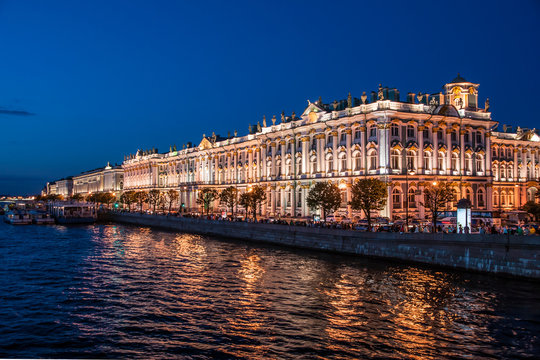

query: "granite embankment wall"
left=101, top=212, right=540, bottom=279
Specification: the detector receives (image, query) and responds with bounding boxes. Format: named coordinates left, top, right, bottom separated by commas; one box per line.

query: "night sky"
left=1, top=0, right=539, bottom=195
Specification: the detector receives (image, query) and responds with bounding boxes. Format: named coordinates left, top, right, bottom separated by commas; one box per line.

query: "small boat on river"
left=3, top=210, right=32, bottom=225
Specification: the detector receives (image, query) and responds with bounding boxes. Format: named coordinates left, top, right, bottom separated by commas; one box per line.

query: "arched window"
left=424, top=151, right=431, bottom=170
left=466, top=188, right=472, bottom=202
left=494, top=191, right=499, bottom=206
left=327, top=155, right=334, bottom=172
left=266, top=161, right=272, bottom=177
left=391, top=149, right=400, bottom=170
left=339, top=153, right=347, bottom=172
left=477, top=188, right=485, bottom=207
left=508, top=165, right=513, bottom=179
left=465, top=154, right=472, bottom=172
left=368, top=150, right=377, bottom=170
left=408, top=188, right=416, bottom=208
left=476, top=154, right=484, bottom=173
left=276, top=160, right=282, bottom=177
left=451, top=153, right=459, bottom=171
left=310, top=156, right=317, bottom=174
left=407, top=150, right=416, bottom=171
left=296, top=157, right=302, bottom=175
left=392, top=188, right=402, bottom=209
left=493, top=164, right=499, bottom=181
left=353, top=151, right=361, bottom=171
left=311, top=137, right=317, bottom=150
left=527, top=188, right=538, bottom=202
left=369, top=126, right=377, bottom=138
left=508, top=190, right=514, bottom=206
left=438, top=152, right=445, bottom=171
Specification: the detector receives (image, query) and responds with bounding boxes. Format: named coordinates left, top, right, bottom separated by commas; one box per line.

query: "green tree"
left=350, top=178, right=388, bottom=230
left=421, top=181, right=455, bottom=231
left=523, top=200, right=540, bottom=222
left=163, top=189, right=179, bottom=214
left=120, top=190, right=137, bottom=211
left=148, top=189, right=161, bottom=213
left=196, top=188, right=219, bottom=215
left=220, top=186, right=238, bottom=217
left=134, top=191, right=148, bottom=213
left=100, top=192, right=116, bottom=208
left=45, top=194, right=63, bottom=202
left=306, top=181, right=342, bottom=221
left=238, top=185, right=266, bottom=221
left=71, top=193, right=84, bottom=202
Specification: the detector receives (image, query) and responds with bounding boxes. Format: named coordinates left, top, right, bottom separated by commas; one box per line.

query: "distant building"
left=72, top=163, right=124, bottom=195
left=45, top=182, right=57, bottom=196
left=55, top=177, right=73, bottom=197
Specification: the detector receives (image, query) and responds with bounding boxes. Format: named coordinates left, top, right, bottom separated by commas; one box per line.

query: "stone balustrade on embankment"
left=100, top=212, right=540, bottom=279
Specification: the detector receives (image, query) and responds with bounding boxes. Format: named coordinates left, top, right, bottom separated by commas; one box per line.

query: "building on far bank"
left=55, top=177, right=73, bottom=198
left=121, top=75, right=540, bottom=222
left=72, top=163, right=124, bottom=195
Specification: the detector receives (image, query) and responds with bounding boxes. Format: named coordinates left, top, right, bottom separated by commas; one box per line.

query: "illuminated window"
left=392, top=188, right=402, bottom=209
left=391, top=124, right=399, bottom=137
left=407, top=125, right=415, bottom=138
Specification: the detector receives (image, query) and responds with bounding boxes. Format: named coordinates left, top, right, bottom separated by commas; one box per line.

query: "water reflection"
left=0, top=222, right=538, bottom=359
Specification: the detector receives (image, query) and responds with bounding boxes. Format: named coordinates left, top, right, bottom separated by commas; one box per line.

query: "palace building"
left=121, top=75, right=540, bottom=222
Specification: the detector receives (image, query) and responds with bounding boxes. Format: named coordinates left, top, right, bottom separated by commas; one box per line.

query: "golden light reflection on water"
left=65, top=224, right=531, bottom=359
left=220, top=251, right=271, bottom=358
left=319, top=269, right=368, bottom=347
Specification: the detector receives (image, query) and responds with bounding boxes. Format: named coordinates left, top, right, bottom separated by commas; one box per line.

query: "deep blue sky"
left=1, top=0, right=539, bottom=195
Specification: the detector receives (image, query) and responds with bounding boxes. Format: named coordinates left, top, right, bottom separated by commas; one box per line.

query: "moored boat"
left=48, top=202, right=97, bottom=224
left=3, top=210, right=32, bottom=225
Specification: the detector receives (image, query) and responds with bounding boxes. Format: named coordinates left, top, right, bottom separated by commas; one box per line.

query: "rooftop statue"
left=262, top=115, right=266, bottom=127
left=347, top=92, right=352, bottom=108
left=485, top=98, right=490, bottom=112
left=361, top=91, right=367, bottom=104
left=333, top=100, right=338, bottom=110
left=378, top=84, right=384, bottom=100
left=272, top=115, right=276, bottom=125
left=281, top=111, right=285, bottom=123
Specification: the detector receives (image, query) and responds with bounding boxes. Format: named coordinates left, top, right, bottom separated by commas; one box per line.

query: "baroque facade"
left=122, top=75, right=540, bottom=221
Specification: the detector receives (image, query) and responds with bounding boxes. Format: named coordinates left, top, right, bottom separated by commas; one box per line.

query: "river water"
left=0, top=221, right=538, bottom=359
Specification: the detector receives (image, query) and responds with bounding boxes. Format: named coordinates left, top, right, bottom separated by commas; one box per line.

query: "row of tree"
left=306, top=179, right=455, bottom=230
left=40, top=179, right=517, bottom=228
left=119, top=189, right=179, bottom=213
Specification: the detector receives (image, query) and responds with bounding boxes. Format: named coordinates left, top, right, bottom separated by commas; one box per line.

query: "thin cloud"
left=0, top=107, right=35, bottom=116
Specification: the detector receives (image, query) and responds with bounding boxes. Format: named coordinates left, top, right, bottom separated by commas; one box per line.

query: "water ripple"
left=0, top=221, right=539, bottom=359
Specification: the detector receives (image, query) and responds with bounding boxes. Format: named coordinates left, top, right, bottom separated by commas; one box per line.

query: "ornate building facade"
left=122, top=75, right=540, bottom=221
